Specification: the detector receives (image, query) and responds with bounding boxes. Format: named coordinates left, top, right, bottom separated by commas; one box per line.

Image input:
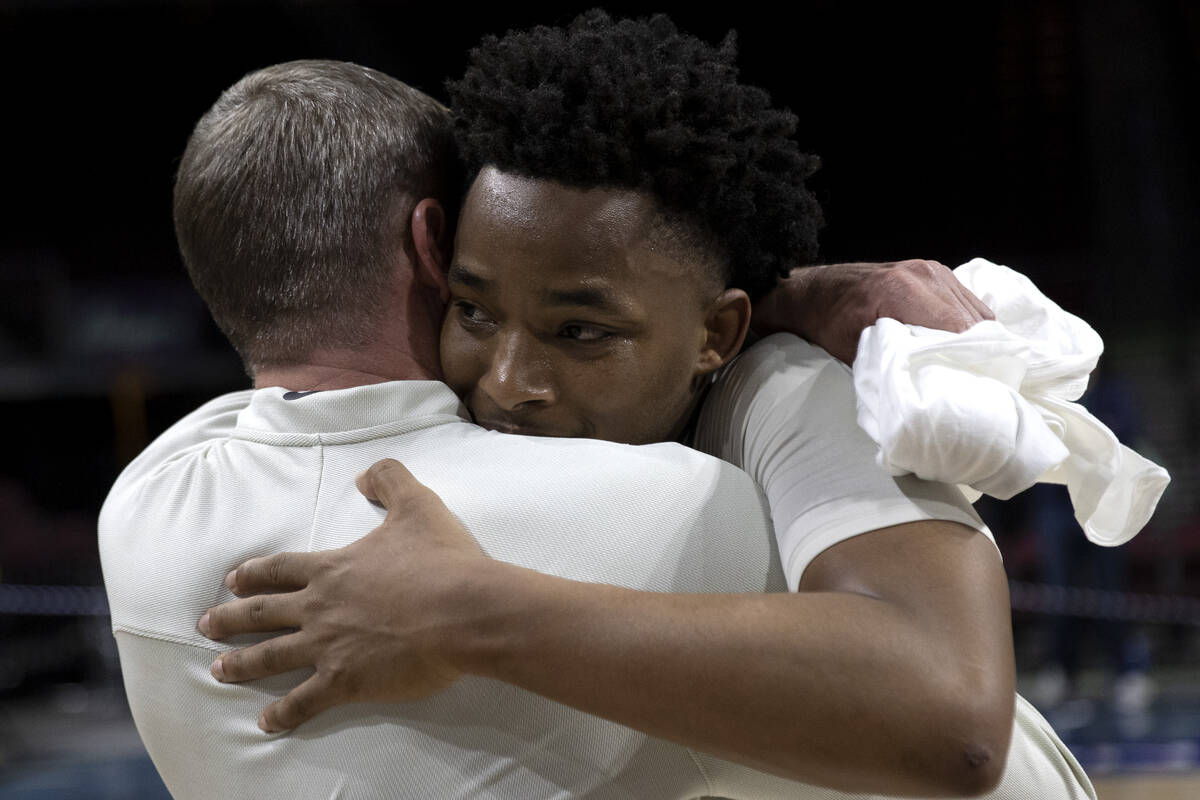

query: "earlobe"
left=697, top=288, right=752, bottom=374
left=411, top=198, right=450, bottom=302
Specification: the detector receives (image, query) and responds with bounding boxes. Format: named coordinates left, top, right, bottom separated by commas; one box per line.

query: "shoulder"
left=99, top=389, right=265, bottom=643
left=374, top=426, right=780, bottom=595
left=465, top=427, right=763, bottom=500
left=104, top=389, right=253, bottom=501
left=424, top=428, right=771, bottom=545
left=693, top=335, right=989, bottom=589
left=694, top=333, right=854, bottom=469
left=716, top=332, right=847, bottom=394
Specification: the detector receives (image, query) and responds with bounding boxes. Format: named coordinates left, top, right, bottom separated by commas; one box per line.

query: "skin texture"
left=198, top=175, right=1017, bottom=796
left=441, top=167, right=749, bottom=444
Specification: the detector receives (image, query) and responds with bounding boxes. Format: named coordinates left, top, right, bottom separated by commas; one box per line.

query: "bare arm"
left=753, top=260, right=995, bottom=364
left=202, top=459, right=1013, bottom=797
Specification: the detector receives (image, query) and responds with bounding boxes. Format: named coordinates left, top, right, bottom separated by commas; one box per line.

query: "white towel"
left=853, top=257, right=1169, bottom=546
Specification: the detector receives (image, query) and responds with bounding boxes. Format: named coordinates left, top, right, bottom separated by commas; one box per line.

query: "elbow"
left=944, top=740, right=1006, bottom=798
left=931, top=691, right=1013, bottom=797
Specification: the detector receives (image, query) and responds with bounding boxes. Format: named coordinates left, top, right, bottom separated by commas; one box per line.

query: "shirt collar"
left=235, top=380, right=469, bottom=441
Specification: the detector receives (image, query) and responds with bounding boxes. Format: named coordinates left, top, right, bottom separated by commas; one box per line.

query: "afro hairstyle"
left=447, top=9, right=823, bottom=301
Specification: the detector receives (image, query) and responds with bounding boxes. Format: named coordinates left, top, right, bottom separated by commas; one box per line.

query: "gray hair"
left=174, top=60, right=458, bottom=373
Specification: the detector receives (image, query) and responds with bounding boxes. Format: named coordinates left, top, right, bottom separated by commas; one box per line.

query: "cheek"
left=594, top=348, right=700, bottom=442
left=641, top=359, right=698, bottom=414
left=439, top=324, right=481, bottom=395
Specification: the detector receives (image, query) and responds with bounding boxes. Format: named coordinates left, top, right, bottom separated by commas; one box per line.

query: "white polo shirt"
left=101, top=379, right=801, bottom=799
left=101, top=348, right=1093, bottom=798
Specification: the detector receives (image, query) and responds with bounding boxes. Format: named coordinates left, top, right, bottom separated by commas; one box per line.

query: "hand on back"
left=198, top=459, right=485, bottom=732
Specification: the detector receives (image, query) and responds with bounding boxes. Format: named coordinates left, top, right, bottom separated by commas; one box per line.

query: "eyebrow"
left=540, top=286, right=625, bottom=314
left=447, top=262, right=493, bottom=292
left=449, top=262, right=629, bottom=315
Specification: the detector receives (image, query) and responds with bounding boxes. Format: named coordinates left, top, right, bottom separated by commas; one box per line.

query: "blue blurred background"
left=0, top=1, right=1197, bottom=797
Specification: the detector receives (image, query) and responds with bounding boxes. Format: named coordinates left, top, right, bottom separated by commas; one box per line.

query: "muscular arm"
left=204, top=461, right=1013, bottom=797
left=458, top=519, right=1014, bottom=796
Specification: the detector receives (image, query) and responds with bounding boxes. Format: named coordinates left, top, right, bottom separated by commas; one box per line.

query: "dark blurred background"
left=0, top=1, right=1197, bottom=797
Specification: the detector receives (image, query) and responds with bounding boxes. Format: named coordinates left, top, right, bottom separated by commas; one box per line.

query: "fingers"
left=913, top=259, right=993, bottom=325
left=892, top=259, right=994, bottom=332
left=958, top=282, right=995, bottom=323
left=200, top=592, right=300, bottom=639
left=225, top=551, right=317, bottom=596
left=209, top=630, right=312, bottom=684
left=356, top=458, right=422, bottom=511
left=256, top=673, right=343, bottom=733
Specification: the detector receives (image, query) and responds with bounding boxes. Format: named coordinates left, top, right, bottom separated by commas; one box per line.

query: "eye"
left=453, top=300, right=494, bottom=328
left=560, top=323, right=612, bottom=342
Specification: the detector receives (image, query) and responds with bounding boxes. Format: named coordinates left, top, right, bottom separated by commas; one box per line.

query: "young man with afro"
left=439, top=14, right=1088, bottom=795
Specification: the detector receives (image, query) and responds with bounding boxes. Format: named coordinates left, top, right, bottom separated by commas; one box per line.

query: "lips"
left=475, top=418, right=543, bottom=436
left=473, top=416, right=589, bottom=438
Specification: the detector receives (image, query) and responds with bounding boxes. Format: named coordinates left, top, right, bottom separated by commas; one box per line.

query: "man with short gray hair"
left=173, top=59, right=460, bottom=376
left=107, top=60, right=830, bottom=798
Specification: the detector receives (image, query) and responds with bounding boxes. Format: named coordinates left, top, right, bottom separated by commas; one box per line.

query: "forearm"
left=454, top=559, right=1010, bottom=797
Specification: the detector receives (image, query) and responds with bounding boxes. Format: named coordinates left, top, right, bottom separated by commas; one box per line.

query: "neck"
left=253, top=275, right=447, bottom=392
left=253, top=345, right=441, bottom=392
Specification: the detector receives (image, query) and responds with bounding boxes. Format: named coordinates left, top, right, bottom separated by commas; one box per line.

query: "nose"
left=477, top=331, right=556, bottom=412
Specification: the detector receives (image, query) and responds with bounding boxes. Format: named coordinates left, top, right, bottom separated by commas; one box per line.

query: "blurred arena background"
left=0, top=1, right=1197, bottom=797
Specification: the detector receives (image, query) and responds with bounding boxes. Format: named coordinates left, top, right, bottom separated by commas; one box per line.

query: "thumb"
left=356, top=458, right=421, bottom=510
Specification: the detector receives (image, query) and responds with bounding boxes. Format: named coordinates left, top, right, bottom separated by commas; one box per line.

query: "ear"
left=410, top=197, right=450, bottom=303
left=697, top=288, right=752, bottom=375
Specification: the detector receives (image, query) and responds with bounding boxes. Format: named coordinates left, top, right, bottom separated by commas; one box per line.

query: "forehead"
left=468, top=168, right=650, bottom=235
left=456, top=167, right=699, bottom=290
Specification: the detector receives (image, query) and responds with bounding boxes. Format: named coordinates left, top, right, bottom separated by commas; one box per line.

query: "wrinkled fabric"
left=854, top=257, right=1169, bottom=546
